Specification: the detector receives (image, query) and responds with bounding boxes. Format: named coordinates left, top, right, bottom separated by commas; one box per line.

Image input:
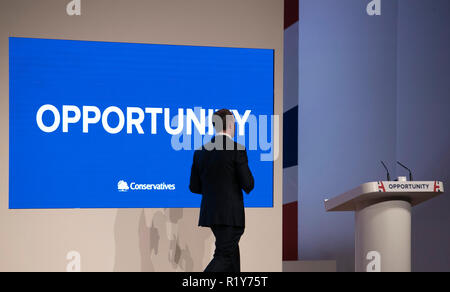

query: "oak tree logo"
left=118, top=180, right=129, bottom=192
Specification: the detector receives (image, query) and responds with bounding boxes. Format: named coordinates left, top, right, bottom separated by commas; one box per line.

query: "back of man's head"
left=212, top=109, right=234, bottom=134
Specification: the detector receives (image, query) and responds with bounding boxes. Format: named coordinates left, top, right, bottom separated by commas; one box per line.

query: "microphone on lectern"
left=380, top=160, right=391, bottom=181
left=397, top=161, right=413, bottom=181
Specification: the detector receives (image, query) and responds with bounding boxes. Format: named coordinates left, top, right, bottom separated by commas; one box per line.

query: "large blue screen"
left=9, top=37, right=274, bottom=209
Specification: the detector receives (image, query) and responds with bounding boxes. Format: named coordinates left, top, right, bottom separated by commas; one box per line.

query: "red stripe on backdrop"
left=283, top=201, right=298, bottom=260
left=284, top=0, right=299, bottom=29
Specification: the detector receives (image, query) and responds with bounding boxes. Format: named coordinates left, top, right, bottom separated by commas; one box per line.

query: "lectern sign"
left=377, top=181, right=444, bottom=193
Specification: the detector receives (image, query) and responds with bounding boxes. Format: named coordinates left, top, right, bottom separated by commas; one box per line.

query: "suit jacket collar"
left=216, top=132, right=233, bottom=139
left=212, top=134, right=233, bottom=142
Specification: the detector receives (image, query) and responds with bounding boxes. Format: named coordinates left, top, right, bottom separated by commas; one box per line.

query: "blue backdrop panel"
left=9, top=37, right=273, bottom=209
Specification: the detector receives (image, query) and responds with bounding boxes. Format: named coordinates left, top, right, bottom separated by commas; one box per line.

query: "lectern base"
left=355, top=200, right=411, bottom=272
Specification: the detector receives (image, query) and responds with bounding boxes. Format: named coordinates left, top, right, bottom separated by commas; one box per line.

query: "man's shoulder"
left=193, top=147, right=203, bottom=157
left=234, top=141, right=246, bottom=151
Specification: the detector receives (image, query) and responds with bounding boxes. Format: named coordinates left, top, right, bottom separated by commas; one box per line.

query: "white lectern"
left=324, top=178, right=444, bottom=272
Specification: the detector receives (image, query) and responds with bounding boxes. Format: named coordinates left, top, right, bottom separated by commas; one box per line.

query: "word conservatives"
left=36, top=105, right=251, bottom=135
left=118, top=180, right=175, bottom=192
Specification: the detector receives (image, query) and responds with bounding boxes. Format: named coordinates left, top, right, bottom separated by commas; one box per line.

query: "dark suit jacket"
left=189, top=134, right=254, bottom=227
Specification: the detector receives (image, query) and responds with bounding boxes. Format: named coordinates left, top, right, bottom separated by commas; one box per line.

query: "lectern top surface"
left=324, top=181, right=444, bottom=212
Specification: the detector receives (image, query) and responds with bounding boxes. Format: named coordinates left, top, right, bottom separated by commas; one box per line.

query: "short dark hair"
left=212, top=109, right=234, bottom=132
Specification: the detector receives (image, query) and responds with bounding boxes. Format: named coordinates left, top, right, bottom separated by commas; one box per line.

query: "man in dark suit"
left=189, top=109, right=254, bottom=272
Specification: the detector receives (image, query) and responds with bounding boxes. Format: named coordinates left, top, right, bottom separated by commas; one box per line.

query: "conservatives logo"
left=117, top=180, right=129, bottom=192
left=117, top=180, right=176, bottom=192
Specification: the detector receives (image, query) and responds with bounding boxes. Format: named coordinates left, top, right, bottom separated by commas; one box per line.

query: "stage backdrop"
left=0, top=0, right=283, bottom=272
left=9, top=37, right=274, bottom=209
